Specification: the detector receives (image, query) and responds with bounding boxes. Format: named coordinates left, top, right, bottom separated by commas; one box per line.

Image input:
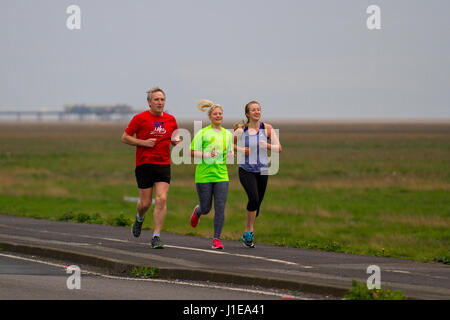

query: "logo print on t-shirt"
left=151, top=121, right=166, bottom=136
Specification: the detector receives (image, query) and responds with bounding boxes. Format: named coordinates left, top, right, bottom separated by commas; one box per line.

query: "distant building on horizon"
left=64, top=104, right=134, bottom=115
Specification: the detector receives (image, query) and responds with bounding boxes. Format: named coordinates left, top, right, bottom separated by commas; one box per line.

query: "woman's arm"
left=233, top=128, right=249, bottom=155
left=190, top=149, right=217, bottom=159
left=262, top=123, right=282, bottom=152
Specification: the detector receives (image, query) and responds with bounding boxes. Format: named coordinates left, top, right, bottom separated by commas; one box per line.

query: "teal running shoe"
left=241, top=231, right=255, bottom=248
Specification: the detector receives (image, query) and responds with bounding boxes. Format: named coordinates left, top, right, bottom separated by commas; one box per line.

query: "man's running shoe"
left=151, top=236, right=164, bottom=249
left=212, top=238, right=224, bottom=250
left=190, top=205, right=200, bottom=228
left=132, top=217, right=144, bottom=238
left=241, top=231, right=255, bottom=248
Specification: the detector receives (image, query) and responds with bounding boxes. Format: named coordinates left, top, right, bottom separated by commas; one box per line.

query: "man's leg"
left=138, top=187, right=153, bottom=219
left=132, top=187, right=153, bottom=238
left=152, top=182, right=170, bottom=234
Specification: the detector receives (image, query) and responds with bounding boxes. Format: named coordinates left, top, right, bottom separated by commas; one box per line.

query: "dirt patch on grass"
left=0, top=169, right=70, bottom=197
left=267, top=176, right=450, bottom=190
left=382, top=214, right=450, bottom=229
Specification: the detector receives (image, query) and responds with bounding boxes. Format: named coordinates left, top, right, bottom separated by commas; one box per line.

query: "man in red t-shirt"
left=121, top=87, right=180, bottom=249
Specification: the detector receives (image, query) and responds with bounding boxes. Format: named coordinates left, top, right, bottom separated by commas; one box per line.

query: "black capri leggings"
left=238, top=167, right=269, bottom=217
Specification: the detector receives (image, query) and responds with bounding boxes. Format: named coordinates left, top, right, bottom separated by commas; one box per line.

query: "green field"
left=0, top=121, right=449, bottom=263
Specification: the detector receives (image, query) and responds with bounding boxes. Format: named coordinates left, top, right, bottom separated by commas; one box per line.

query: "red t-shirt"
left=124, top=110, right=178, bottom=167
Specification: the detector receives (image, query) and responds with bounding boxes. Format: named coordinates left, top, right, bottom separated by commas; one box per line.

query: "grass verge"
left=130, top=266, right=159, bottom=278
left=344, top=280, right=406, bottom=300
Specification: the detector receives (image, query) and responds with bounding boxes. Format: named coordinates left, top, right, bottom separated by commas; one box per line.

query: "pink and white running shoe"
left=212, top=238, right=224, bottom=250
left=190, top=205, right=200, bottom=228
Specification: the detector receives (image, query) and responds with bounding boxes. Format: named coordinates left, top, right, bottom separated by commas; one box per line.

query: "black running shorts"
left=135, top=164, right=171, bottom=189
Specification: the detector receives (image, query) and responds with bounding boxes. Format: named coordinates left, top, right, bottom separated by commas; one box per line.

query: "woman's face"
left=209, top=107, right=223, bottom=126
left=246, top=103, right=261, bottom=121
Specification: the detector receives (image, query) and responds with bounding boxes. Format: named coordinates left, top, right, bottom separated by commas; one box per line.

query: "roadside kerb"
left=0, top=241, right=349, bottom=298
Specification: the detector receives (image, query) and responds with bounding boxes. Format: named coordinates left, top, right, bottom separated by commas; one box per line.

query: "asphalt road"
left=0, top=253, right=320, bottom=300
left=0, top=215, right=449, bottom=299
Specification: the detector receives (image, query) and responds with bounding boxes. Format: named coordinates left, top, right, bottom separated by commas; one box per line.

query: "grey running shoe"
left=132, top=218, right=143, bottom=238
left=241, top=231, right=255, bottom=248
left=151, top=236, right=164, bottom=249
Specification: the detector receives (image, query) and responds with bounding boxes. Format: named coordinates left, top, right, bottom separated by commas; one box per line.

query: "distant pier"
left=0, top=111, right=136, bottom=121
left=0, top=104, right=138, bottom=122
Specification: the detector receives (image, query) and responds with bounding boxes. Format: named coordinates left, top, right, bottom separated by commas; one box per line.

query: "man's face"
left=148, top=91, right=165, bottom=114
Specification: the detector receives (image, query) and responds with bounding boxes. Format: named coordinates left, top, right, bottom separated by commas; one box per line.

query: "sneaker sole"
left=131, top=225, right=141, bottom=238
left=241, top=239, right=255, bottom=248
left=190, top=205, right=200, bottom=228
left=190, top=214, right=199, bottom=228
left=211, top=246, right=224, bottom=250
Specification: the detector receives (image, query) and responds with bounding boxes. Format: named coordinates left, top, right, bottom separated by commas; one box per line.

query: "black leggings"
left=238, top=167, right=268, bottom=217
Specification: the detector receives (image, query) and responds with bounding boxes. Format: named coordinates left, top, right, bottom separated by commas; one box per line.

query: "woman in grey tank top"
left=233, top=101, right=282, bottom=248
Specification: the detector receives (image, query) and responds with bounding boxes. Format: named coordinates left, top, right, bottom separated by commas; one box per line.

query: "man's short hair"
left=147, top=87, right=166, bottom=100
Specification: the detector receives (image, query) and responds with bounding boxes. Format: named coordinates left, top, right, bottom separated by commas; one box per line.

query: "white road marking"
left=0, top=223, right=311, bottom=268
left=164, top=244, right=301, bottom=266
left=0, top=252, right=70, bottom=269
left=0, top=252, right=311, bottom=300
left=386, top=270, right=411, bottom=274
left=97, top=237, right=129, bottom=243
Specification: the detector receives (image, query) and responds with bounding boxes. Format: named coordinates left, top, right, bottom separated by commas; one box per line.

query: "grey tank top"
left=239, top=122, right=269, bottom=172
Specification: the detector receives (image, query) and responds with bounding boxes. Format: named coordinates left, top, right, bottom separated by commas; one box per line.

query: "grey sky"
left=0, top=0, right=449, bottom=120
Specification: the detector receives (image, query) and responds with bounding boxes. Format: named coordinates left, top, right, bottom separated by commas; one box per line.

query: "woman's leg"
left=212, top=181, right=229, bottom=239
left=195, top=183, right=213, bottom=215
left=255, top=173, right=269, bottom=217
left=238, top=167, right=259, bottom=232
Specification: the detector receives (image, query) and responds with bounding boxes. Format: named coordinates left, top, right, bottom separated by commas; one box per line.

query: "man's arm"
left=171, top=129, right=181, bottom=146
left=121, top=132, right=156, bottom=148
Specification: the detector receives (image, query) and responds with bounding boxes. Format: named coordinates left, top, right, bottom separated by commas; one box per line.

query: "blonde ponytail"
left=197, top=99, right=223, bottom=116
left=233, top=120, right=246, bottom=131
left=197, top=99, right=215, bottom=112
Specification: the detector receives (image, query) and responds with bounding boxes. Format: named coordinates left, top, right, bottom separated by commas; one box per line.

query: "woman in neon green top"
left=189, top=99, right=233, bottom=250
